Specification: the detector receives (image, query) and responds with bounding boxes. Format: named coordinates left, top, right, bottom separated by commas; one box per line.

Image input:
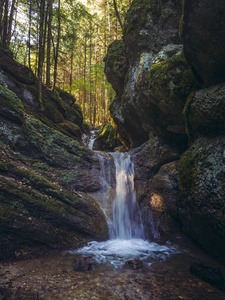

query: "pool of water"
left=69, top=238, right=177, bottom=268
left=1, top=240, right=225, bottom=300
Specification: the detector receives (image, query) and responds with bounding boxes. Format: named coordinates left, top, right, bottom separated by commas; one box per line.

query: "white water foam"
left=75, top=239, right=176, bottom=268
left=73, top=152, right=177, bottom=267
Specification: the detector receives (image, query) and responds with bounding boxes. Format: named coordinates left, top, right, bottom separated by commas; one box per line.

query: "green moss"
left=0, top=73, right=24, bottom=115
left=82, top=120, right=90, bottom=131
left=149, top=53, right=199, bottom=100
left=179, top=0, right=186, bottom=39
left=0, top=160, right=8, bottom=172
left=183, top=91, right=196, bottom=142
left=104, top=40, right=126, bottom=76
left=178, top=147, right=199, bottom=197
left=8, top=165, right=53, bottom=191
left=0, top=203, right=17, bottom=222
left=57, top=170, right=80, bottom=187
left=95, top=122, right=120, bottom=150
left=124, top=0, right=162, bottom=36
left=43, top=99, right=64, bottom=123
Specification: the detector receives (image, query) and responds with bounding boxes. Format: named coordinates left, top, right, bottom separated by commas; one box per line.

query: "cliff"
left=105, top=0, right=225, bottom=263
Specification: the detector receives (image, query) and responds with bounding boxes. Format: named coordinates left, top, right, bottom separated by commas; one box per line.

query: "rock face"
left=93, top=123, right=122, bottom=151
left=0, top=47, right=108, bottom=261
left=178, top=85, right=225, bottom=263
left=182, top=0, right=225, bottom=86
left=105, top=0, right=225, bottom=263
left=105, top=0, right=199, bottom=151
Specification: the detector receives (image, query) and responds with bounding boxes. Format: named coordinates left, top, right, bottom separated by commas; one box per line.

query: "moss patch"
left=149, top=53, right=199, bottom=100
left=124, top=0, right=162, bottom=36
left=0, top=72, right=24, bottom=121
left=0, top=160, right=8, bottom=172
left=94, top=123, right=121, bottom=151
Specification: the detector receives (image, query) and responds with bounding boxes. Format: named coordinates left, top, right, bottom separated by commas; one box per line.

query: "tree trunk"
left=83, top=35, right=87, bottom=118
left=46, top=0, right=53, bottom=87
left=6, top=0, right=15, bottom=47
left=28, top=0, right=32, bottom=69
left=113, top=0, right=123, bottom=30
left=2, top=0, right=8, bottom=45
left=89, top=21, right=92, bottom=126
left=0, top=0, right=4, bottom=42
left=53, top=0, right=60, bottom=92
left=38, top=0, right=45, bottom=110
left=69, top=48, right=74, bottom=94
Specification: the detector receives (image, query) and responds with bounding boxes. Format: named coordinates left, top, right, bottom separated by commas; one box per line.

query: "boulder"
left=131, top=140, right=181, bottom=240
left=0, top=171, right=108, bottom=261
left=125, top=258, right=143, bottom=270
left=104, top=40, right=128, bottom=96
left=190, top=263, right=225, bottom=291
left=181, top=0, right=225, bottom=86
left=178, top=136, right=225, bottom=263
left=105, top=0, right=197, bottom=150
left=124, top=0, right=182, bottom=62
left=74, top=257, right=96, bottom=271
left=184, top=83, right=225, bottom=140
left=0, top=73, right=24, bottom=124
left=93, top=123, right=122, bottom=151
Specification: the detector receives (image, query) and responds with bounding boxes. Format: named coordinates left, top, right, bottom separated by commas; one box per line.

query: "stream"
left=1, top=132, right=225, bottom=299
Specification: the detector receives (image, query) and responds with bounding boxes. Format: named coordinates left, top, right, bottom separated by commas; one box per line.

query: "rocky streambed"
left=1, top=239, right=225, bottom=300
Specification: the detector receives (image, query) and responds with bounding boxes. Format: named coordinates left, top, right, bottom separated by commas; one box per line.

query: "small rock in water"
left=190, top=262, right=225, bottom=291
left=74, top=257, right=96, bottom=271
left=124, top=258, right=143, bottom=270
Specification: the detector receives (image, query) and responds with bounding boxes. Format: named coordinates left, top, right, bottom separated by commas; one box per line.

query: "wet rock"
left=190, top=263, right=225, bottom=291
left=74, top=257, right=96, bottom=271
left=178, top=136, right=225, bottom=263
left=182, top=0, right=225, bottom=86
left=124, top=258, right=143, bottom=270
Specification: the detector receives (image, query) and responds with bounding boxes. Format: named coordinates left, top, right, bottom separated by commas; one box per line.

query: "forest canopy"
left=0, top=0, right=131, bottom=125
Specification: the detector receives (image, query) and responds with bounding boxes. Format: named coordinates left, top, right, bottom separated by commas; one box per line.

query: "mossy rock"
left=0, top=51, right=36, bottom=85
left=124, top=0, right=161, bottom=36
left=54, top=88, right=83, bottom=127
left=123, top=0, right=182, bottom=62
left=149, top=53, right=200, bottom=101
left=0, top=160, right=8, bottom=172
left=183, top=83, right=225, bottom=141
left=93, top=123, right=122, bottom=151
left=147, top=53, right=200, bottom=144
left=43, top=98, right=64, bottom=123
left=0, top=171, right=108, bottom=261
left=0, top=74, right=24, bottom=124
left=57, top=120, right=82, bottom=141
left=178, top=136, right=225, bottom=263
left=104, top=40, right=128, bottom=96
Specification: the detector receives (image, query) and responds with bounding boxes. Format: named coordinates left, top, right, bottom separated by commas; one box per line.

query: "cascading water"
left=110, top=152, right=144, bottom=240
left=73, top=151, right=176, bottom=268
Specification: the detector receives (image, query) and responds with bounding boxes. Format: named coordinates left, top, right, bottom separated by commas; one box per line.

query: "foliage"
left=0, top=0, right=131, bottom=126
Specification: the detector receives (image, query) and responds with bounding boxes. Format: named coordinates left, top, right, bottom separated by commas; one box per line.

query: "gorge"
left=0, top=0, right=225, bottom=299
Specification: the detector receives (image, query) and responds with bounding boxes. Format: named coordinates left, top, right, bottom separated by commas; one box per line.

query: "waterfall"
left=74, top=151, right=177, bottom=267
left=110, top=152, right=144, bottom=240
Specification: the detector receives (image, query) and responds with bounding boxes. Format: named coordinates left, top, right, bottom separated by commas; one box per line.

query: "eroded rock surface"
left=0, top=47, right=109, bottom=261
